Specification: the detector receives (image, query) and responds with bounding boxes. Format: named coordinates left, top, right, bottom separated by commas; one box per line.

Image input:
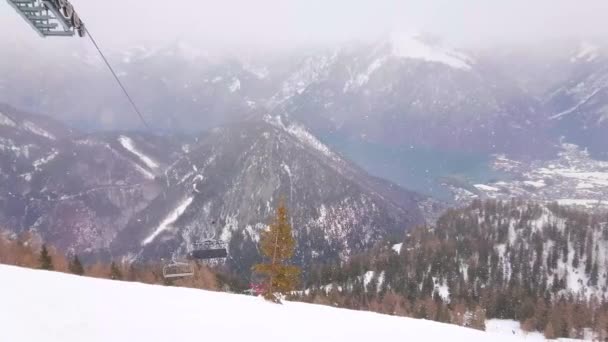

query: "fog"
left=2, top=0, right=608, bottom=51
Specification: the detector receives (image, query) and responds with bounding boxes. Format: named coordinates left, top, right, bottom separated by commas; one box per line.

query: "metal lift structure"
left=5, top=0, right=152, bottom=128
left=6, top=0, right=85, bottom=38
left=7, top=0, right=228, bottom=278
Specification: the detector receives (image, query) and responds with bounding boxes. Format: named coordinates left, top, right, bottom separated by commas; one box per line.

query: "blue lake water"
left=322, top=135, right=507, bottom=201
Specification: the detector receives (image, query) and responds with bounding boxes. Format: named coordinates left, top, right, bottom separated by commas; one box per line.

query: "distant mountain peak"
left=571, top=41, right=601, bottom=63
left=386, top=32, right=473, bottom=70
left=263, top=114, right=336, bottom=159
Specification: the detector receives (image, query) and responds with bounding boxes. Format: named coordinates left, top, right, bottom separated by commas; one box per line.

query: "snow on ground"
left=435, top=282, right=450, bottom=302
left=538, top=169, right=608, bottom=187
left=346, top=56, right=388, bottom=90
left=286, top=124, right=333, bottom=158
left=23, top=121, right=55, bottom=140
left=142, top=196, right=193, bottom=245
left=229, top=78, right=241, bottom=92
left=524, top=180, right=546, bottom=189
left=452, top=144, right=608, bottom=212
left=272, top=53, right=337, bottom=104
left=1, top=265, right=532, bottom=342
left=0, top=111, right=16, bottom=126
left=486, top=319, right=587, bottom=341
left=33, top=150, right=58, bottom=170
left=118, top=135, right=159, bottom=169
left=392, top=242, right=403, bottom=254
left=389, top=32, right=473, bottom=70
left=549, top=87, right=603, bottom=120
left=363, top=270, right=375, bottom=287
left=133, top=163, right=156, bottom=179
left=556, top=199, right=603, bottom=208
left=486, top=320, right=547, bottom=341
left=474, top=184, right=500, bottom=192
left=265, top=115, right=336, bottom=159
left=243, top=63, right=269, bottom=79
left=571, top=41, right=600, bottom=63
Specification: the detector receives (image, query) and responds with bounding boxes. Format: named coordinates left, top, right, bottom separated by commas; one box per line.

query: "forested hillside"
left=300, top=199, right=608, bottom=339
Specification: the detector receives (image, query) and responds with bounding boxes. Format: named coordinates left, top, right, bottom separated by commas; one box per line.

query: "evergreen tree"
left=572, top=252, right=579, bottom=269
left=38, top=244, right=53, bottom=270
left=253, top=199, right=300, bottom=302
left=110, top=262, right=123, bottom=280
left=69, top=254, right=84, bottom=275
left=585, top=251, right=593, bottom=274
left=590, top=261, right=599, bottom=286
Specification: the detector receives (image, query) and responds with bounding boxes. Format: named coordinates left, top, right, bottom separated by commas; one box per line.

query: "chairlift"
left=6, top=0, right=85, bottom=37
left=162, top=260, right=194, bottom=279
left=162, top=239, right=227, bottom=279
left=187, top=240, right=228, bottom=260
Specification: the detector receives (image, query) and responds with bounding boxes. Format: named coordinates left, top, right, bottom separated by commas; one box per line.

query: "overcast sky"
left=2, top=0, right=608, bottom=50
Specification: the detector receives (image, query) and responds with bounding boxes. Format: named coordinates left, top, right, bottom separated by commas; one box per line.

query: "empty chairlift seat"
left=162, top=262, right=194, bottom=279
left=187, top=240, right=228, bottom=260
left=162, top=240, right=227, bottom=279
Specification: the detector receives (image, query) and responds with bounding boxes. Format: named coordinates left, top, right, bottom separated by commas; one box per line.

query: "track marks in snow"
left=142, top=196, right=194, bottom=245
left=118, top=135, right=159, bottom=169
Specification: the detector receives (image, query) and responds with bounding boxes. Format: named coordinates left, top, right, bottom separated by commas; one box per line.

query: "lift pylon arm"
left=6, top=0, right=85, bottom=37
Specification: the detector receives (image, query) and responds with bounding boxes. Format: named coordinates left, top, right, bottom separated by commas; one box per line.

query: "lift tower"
left=6, top=0, right=85, bottom=37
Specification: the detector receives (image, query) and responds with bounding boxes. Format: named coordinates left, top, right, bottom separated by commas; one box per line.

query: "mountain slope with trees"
left=301, top=199, right=608, bottom=339
left=0, top=105, right=427, bottom=275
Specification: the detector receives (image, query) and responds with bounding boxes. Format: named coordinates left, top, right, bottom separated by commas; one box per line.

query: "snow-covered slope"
left=0, top=264, right=530, bottom=342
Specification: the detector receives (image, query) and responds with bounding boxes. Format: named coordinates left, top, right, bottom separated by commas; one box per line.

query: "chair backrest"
left=188, top=247, right=228, bottom=260
left=162, top=262, right=194, bottom=278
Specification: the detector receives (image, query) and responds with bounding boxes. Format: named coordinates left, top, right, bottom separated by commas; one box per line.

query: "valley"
left=450, top=143, right=608, bottom=211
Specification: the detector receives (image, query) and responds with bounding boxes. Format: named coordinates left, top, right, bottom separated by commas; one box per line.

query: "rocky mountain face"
left=484, top=40, right=608, bottom=159
left=111, top=116, right=426, bottom=274
left=0, top=105, right=426, bottom=272
left=0, top=104, right=186, bottom=253
left=4, top=35, right=604, bottom=156
left=274, top=34, right=552, bottom=157
left=544, top=42, right=608, bottom=159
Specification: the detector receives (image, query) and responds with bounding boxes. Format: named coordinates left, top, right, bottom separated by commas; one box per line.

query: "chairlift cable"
left=84, top=27, right=151, bottom=129
left=6, top=1, right=150, bottom=128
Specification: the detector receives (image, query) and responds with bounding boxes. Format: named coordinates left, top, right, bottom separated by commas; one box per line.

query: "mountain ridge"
left=0, top=105, right=427, bottom=273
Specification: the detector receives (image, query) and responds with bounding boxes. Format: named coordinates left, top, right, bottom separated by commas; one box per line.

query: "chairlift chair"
left=6, top=0, right=85, bottom=37
left=162, top=260, right=194, bottom=279
left=187, top=240, right=228, bottom=260
left=162, top=239, right=227, bottom=279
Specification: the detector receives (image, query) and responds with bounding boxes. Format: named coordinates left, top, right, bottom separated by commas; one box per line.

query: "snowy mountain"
left=0, top=104, right=187, bottom=253
left=274, top=33, right=550, bottom=157
left=3, top=36, right=608, bottom=202
left=1, top=264, right=540, bottom=342
left=544, top=42, right=608, bottom=158
left=111, top=116, right=426, bottom=274
left=0, top=40, right=274, bottom=131
left=0, top=34, right=557, bottom=154
left=0, top=105, right=427, bottom=271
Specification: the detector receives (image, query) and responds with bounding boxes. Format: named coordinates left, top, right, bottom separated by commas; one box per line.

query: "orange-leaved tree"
left=253, top=200, right=300, bottom=302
